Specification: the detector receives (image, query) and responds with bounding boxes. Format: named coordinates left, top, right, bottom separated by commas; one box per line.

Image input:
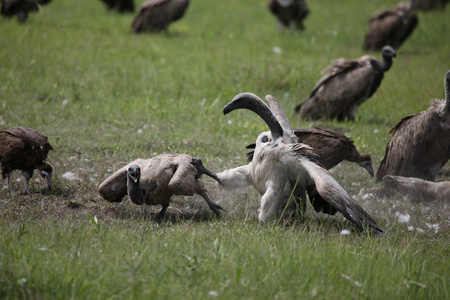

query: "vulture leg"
left=199, top=192, right=224, bottom=216
left=21, top=170, right=32, bottom=194
left=277, top=20, right=284, bottom=32
left=155, top=202, right=170, bottom=221
left=17, top=11, right=28, bottom=22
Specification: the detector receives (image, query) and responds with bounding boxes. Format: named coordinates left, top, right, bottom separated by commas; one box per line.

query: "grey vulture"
left=132, top=0, right=190, bottom=33
left=218, top=93, right=384, bottom=234
left=99, top=0, right=134, bottom=13
left=268, top=0, right=309, bottom=31
left=246, top=127, right=374, bottom=177
left=98, top=154, right=224, bottom=220
left=363, top=2, right=418, bottom=51
left=373, top=175, right=450, bottom=203
left=1, top=0, right=52, bottom=22
left=376, top=70, right=450, bottom=182
left=0, top=126, right=54, bottom=193
left=295, top=46, right=396, bottom=121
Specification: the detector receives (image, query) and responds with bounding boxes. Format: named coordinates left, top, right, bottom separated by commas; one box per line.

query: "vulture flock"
left=1, top=0, right=449, bottom=234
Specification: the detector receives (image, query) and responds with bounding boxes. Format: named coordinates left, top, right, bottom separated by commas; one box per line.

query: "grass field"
left=1, top=0, right=449, bottom=298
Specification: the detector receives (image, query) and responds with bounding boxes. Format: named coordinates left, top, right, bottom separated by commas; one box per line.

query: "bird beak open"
left=132, top=175, right=139, bottom=183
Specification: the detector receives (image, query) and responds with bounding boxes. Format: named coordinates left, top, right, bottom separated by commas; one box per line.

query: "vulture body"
left=374, top=175, right=450, bottom=203
left=247, top=127, right=374, bottom=177
left=99, top=0, right=134, bottom=13
left=132, top=0, right=190, bottom=33
left=98, top=154, right=224, bottom=219
left=363, top=2, right=418, bottom=51
left=0, top=126, right=54, bottom=194
left=376, top=71, right=450, bottom=182
left=219, top=93, right=384, bottom=234
left=295, top=46, right=396, bottom=121
left=1, top=0, right=52, bottom=22
left=268, top=0, right=309, bottom=31
left=410, top=0, right=449, bottom=10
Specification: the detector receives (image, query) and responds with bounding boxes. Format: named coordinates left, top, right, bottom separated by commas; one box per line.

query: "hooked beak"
left=39, top=170, right=52, bottom=190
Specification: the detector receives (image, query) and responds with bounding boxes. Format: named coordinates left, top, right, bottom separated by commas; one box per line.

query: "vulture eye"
left=261, top=135, right=269, bottom=143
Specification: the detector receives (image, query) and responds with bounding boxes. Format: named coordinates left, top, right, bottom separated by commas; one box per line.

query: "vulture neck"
left=381, top=55, right=393, bottom=72
left=224, top=93, right=284, bottom=140
left=127, top=179, right=146, bottom=205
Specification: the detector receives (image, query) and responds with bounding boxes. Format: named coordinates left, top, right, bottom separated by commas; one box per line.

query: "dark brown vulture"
left=295, top=45, right=396, bottom=121
left=218, top=93, right=384, bottom=234
left=268, top=0, right=309, bottom=31
left=98, top=154, right=224, bottom=220
left=1, top=0, right=52, bottom=22
left=246, top=127, right=374, bottom=177
left=376, top=71, right=450, bottom=182
left=410, top=0, right=449, bottom=10
left=363, top=2, right=418, bottom=51
left=131, top=0, right=190, bottom=33
left=99, top=0, right=134, bottom=13
left=0, top=126, right=54, bottom=194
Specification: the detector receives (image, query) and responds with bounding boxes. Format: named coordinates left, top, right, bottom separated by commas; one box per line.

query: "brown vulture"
left=98, top=154, right=224, bottom=220
left=99, top=0, right=134, bottom=13
left=363, top=2, right=418, bottom=51
left=246, top=127, right=374, bottom=177
left=1, top=0, right=52, bottom=22
left=218, top=93, right=384, bottom=234
left=295, top=45, right=396, bottom=121
left=131, top=0, right=190, bottom=33
left=376, top=70, right=450, bottom=182
left=0, top=126, right=54, bottom=194
left=268, top=0, right=309, bottom=31
left=410, top=0, right=449, bottom=10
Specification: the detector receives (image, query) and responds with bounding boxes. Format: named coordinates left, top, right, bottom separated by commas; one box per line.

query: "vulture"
left=99, top=0, right=134, bottom=13
left=410, top=0, right=449, bottom=10
left=376, top=71, right=450, bottom=182
left=268, top=0, right=309, bottom=31
left=98, top=154, right=225, bottom=220
left=372, top=175, right=450, bottom=203
left=131, top=0, right=190, bottom=33
left=1, top=0, right=52, bottom=22
left=0, top=126, right=54, bottom=194
left=246, top=127, right=374, bottom=177
left=218, top=93, right=384, bottom=234
left=363, top=2, right=418, bottom=51
left=295, top=45, right=397, bottom=121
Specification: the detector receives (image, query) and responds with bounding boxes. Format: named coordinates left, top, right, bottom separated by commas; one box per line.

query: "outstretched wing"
left=286, top=144, right=384, bottom=234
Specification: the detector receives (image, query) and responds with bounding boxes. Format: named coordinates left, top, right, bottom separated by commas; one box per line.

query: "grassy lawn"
left=0, top=0, right=449, bottom=298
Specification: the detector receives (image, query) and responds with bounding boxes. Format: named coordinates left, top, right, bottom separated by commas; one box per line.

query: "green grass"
left=1, top=0, right=449, bottom=298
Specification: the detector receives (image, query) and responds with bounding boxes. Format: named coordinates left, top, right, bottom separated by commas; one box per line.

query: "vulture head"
left=127, top=164, right=146, bottom=205
left=380, top=45, right=396, bottom=71
left=223, top=93, right=285, bottom=140
left=38, top=163, right=53, bottom=190
left=357, top=155, right=374, bottom=177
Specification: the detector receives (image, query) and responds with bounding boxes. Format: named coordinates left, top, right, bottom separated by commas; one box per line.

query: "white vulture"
left=98, top=154, right=225, bottom=220
left=376, top=71, right=450, bottom=182
left=246, top=127, right=374, bottom=177
left=218, top=93, right=384, bottom=234
left=295, top=46, right=397, bottom=121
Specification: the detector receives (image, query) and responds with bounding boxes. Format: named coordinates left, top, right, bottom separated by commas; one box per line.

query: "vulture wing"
left=286, top=144, right=383, bottom=233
